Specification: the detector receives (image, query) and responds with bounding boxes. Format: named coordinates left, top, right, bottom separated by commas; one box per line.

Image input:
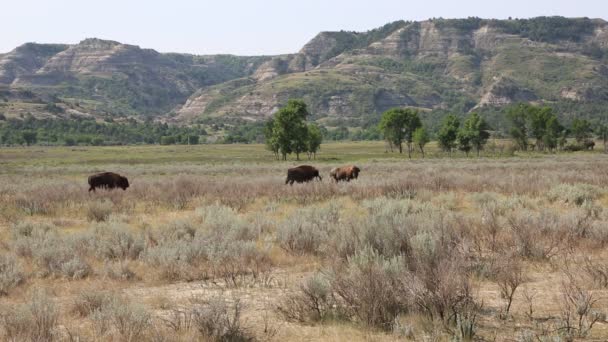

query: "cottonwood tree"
left=307, top=124, right=322, bottom=160
left=597, top=124, right=608, bottom=153
left=413, top=127, right=430, bottom=158
left=571, top=118, right=592, bottom=144
left=21, top=131, right=37, bottom=146
left=437, top=114, right=460, bottom=156
left=507, top=104, right=530, bottom=151
left=378, top=108, right=422, bottom=158
left=265, top=99, right=322, bottom=160
left=264, top=118, right=280, bottom=160
left=459, top=112, right=490, bottom=157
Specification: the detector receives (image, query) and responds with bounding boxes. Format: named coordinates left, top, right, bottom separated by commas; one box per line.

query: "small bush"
left=87, top=200, right=113, bottom=222
left=191, top=296, right=252, bottom=341
left=547, top=183, right=603, bottom=206
left=33, top=246, right=91, bottom=279
left=330, top=247, right=408, bottom=331
left=72, top=291, right=114, bottom=317
left=107, top=300, right=151, bottom=341
left=0, top=254, right=25, bottom=296
left=0, top=290, right=59, bottom=341
left=90, top=222, right=144, bottom=260
left=103, top=262, right=137, bottom=281
left=277, top=273, right=335, bottom=323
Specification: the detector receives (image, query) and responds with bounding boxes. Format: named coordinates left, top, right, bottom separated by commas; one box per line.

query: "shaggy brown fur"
left=285, top=165, right=322, bottom=185
left=88, top=172, right=130, bottom=192
left=329, top=165, right=361, bottom=182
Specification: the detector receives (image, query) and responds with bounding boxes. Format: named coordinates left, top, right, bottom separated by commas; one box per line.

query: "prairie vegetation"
left=0, top=142, right=607, bottom=341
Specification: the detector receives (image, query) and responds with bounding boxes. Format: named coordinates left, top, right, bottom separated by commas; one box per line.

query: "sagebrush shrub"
left=277, top=273, right=335, bottom=323
left=0, top=254, right=24, bottom=296
left=90, top=222, right=144, bottom=260
left=0, top=290, right=58, bottom=341
left=191, top=296, right=252, bottom=341
left=547, top=183, right=603, bottom=206
left=87, top=200, right=113, bottom=222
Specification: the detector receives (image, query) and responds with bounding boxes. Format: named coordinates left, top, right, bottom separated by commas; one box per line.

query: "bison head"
left=118, top=176, right=130, bottom=190
left=352, top=166, right=360, bottom=179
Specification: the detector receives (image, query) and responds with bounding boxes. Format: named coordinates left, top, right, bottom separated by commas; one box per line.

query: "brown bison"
left=88, top=172, right=129, bottom=192
left=285, top=165, right=322, bottom=185
left=330, top=165, right=360, bottom=182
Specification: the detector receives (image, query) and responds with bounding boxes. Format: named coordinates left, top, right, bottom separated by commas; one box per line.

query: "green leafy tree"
left=264, top=118, right=280, bottom=159
left=307, top=124, right=323, bottom=160
left=184, top=135, right=199, bottom=145
left=21, top=131, right=37, bottom=146
left=542, top=116, right=563, bottom=152
left=437, top=114, right=460, bottom=155
left=160, top=136, right=176, bottom=145
left=506, top=104, right=530, bottom=151
left=64, top=137, right=76, bottom=146
left=571, top=119, right=591, bottom=143
left=379, top=108, right=407, bottom=154
left=457, top=129, right=473, bottom=157
left=413, top=126, right=430, bottom=158
left=267, top=99, right=312, bottom=160
left=528, top=106, right=554, bottom=151
left=460, top=112, right=490, bottom=157
left=378, top=108, right=421, bottom=158
left=91, top=137, right=105, bottom=146
left=597, top=124, right=608, bottom=153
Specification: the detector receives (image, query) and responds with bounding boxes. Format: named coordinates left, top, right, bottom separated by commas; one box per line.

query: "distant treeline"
left=1, top=101, right=606, bottom=149
left=0, top=116, right=208, bottom=146
left=0, top=114, right=382, bottom=146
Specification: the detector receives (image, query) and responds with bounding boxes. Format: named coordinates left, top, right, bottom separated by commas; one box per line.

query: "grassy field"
left=0, top=142, right=607, bottom=341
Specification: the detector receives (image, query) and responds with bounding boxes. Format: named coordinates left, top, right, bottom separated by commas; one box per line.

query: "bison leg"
left=88, top=186, right=95, bottom=192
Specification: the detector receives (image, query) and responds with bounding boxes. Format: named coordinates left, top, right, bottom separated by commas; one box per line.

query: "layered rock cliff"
left=1, top=17, right=607, bottom=124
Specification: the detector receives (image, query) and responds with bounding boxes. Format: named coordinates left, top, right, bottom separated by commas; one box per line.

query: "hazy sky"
left=4, top=0, right=607, bottom=55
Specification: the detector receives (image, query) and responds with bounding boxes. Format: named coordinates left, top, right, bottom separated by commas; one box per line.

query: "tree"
left=460, top=112, right=490, bottom=157
left=378, top=108, right=421, bottom=158
left=457, top=129, right=473, bottom=157
left=91, top=137, right=105, bottom=146
left=437, top=114, right=460, bottom=155
left=506, top=103, right=530, bottom=151
left=264, top=118, right=280, bottom=159
left=292, top=122, right=310, bottom=161
left=64, top=137, right=76, bottom=146
left=187, top=135, right=199, bottom=145
left=21, top=131, right=37, bottom=146
left=160, top=136, right=176, bottom=145
left=543, top=116, right=563, bottom=152
left=379, top=108, right=407, bottom=154
left=571, top=119, right=591, bottom=143
left=403, top=110, right=422, bottom=159
left=307, top=124, right=323, bottom=160
left=528, top=106, right=554, bottom=151
left=413, top=127, right=430, bottom=158
left=266, top=99, right=314, bottom=160
left=597, top=124, right=608, bottom=153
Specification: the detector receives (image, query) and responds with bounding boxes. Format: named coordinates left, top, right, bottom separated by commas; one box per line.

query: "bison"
left=88, top=172, right=129, bottom=192
left=285, top=165, right=322, bottom=185
left=330, top=165, right=360, bottom=183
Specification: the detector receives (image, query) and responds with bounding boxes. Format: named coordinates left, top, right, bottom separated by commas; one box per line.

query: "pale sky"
left=3, top=0, right=607, bottom=55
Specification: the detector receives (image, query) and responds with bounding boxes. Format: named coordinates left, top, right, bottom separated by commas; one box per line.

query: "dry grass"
left=0, top=145, right=607, bottom=340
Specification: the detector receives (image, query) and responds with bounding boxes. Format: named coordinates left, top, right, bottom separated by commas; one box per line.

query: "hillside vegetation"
left=1, top=17, right=607, bottom=135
